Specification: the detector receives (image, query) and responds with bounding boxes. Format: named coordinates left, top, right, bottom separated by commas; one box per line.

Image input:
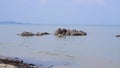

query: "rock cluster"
left=17, top=31, right=50, bottom=36
left=55, top=28, right=87, bottom=37
left=18, top=28, right=87, bottom=37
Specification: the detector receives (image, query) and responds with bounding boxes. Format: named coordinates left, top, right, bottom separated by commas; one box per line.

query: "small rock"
left=18, top=31, right=50, bottom=37
left=20, top=31, right=35, bottom=36
left=36, top=32, right=50, bottom=36
left=116, top=35, right=120, bottom=37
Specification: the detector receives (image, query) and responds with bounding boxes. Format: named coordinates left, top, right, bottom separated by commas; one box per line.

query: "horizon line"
left=0, top=21, right=120, bottom=26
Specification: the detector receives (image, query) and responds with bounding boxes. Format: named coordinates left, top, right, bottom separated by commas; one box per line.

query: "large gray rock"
left=54, top=28, right=87, bottom=37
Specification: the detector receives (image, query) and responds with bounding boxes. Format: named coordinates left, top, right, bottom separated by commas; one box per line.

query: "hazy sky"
left=0, top=0, right=120, bottom=24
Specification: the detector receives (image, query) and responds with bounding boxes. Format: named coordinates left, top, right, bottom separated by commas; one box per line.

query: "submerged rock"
left=116, top=35, right=120, bottom=37
left=36, top=32, right=50, bottom=36
left=55, top=28, right=87, bottom=37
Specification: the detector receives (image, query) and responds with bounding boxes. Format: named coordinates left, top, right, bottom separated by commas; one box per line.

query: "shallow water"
left=0, top=24, right=120, bottom=68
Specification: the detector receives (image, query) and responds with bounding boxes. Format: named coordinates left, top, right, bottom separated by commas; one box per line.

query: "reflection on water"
left=0, top=25, right=120, bottom=68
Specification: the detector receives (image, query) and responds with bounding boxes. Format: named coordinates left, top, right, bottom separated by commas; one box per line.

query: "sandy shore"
left=0, top=63, right=17, bottom=68
left=0, top=56, right=39, bottom=68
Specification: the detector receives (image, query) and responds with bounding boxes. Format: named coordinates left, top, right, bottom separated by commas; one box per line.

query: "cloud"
left=72, top=0, right=106, bottom=5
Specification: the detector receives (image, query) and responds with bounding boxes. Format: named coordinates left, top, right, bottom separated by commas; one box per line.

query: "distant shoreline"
left=0, top=21, right=120, bottom=26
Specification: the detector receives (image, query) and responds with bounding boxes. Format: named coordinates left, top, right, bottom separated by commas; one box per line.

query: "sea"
left=0, top=24, right=120, bottom=68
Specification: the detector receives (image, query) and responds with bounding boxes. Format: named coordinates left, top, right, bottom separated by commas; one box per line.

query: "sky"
left=0, top=0, right=120, bottom=25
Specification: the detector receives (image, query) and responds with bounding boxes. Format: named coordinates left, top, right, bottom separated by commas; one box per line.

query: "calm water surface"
left=0, top=24, right=120, bottom=68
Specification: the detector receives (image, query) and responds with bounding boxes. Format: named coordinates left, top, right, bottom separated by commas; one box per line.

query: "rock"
left=78, top=30, right=87, bottom=36
left=18, top=31, right=50, bottom=36
left=62, top=28, right=67, bottom=35
left=55, top=28, right=63, bottom=35
left=83, top=32, right=87, bottom=35
left=65, top=29, right=71, bottom=36
left=116, top=35, right=120, bottom=37
left=71, top=32, right=82, bottom=36
left=41, top=32, right=50, bottom=35
left=57, top=34, right=64, bottom=37
left=54, top=28, right=87, bottom=37
left=36, top=32, right=43, bottom=36
left=36, top=32, right=50, bottom=36
left=20, top=31, right=35, bottom=36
